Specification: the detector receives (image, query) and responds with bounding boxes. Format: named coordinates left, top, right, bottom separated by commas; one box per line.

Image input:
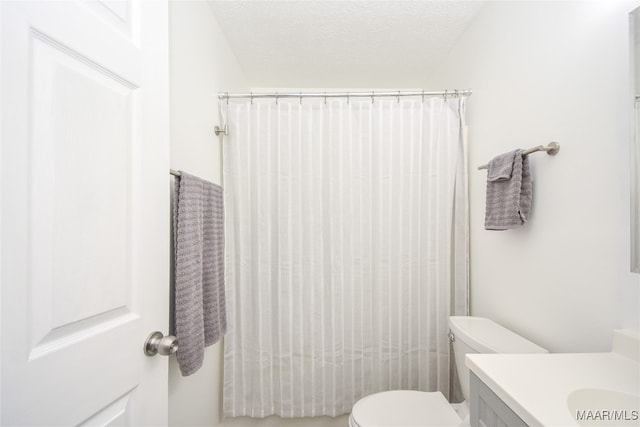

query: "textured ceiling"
left=208, top=1, right=486, bottom=88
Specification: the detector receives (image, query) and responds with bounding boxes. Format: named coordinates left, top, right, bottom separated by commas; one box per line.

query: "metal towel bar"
left=478, top=142, right=560, bottom=170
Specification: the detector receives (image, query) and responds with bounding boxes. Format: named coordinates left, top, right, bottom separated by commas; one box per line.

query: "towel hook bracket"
left=546, top=141, right=560, bottom=156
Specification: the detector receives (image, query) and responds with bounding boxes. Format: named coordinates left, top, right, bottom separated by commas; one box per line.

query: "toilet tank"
left=448, top=316, right=547, bottom=401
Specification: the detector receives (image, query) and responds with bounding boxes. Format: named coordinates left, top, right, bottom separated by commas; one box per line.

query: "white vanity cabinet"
left=470, top=372, right=528, bottom=427
left=466, top=332, right=640, bottom=427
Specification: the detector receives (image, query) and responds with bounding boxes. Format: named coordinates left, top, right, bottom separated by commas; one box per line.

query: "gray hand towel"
left=487, top=149, right=518, bottom=181
left=173, top=172, right=226, bottom=376
left=484, top=150, right=532, bottom=230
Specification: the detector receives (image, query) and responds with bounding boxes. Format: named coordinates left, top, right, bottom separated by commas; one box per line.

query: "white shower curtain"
left=223, top=95, right=469, bottom=418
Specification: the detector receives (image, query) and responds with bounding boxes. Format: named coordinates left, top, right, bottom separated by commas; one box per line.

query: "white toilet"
left=348, top=316, right=547, bottom=427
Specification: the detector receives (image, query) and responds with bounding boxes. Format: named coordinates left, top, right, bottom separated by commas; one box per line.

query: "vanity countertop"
left=466, top=332, right=640, bottom=427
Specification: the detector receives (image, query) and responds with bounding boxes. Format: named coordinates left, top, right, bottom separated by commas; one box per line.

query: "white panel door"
left=1, top=0, right=170, bottom=425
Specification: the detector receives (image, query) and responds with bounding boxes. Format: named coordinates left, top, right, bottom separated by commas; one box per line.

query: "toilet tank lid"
left=449, top=316, right=548, bottom=354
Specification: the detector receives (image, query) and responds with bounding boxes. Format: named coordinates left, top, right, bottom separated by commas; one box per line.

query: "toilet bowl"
left=348, top=316, right=547, bottom=427
left=348, top=390, right=462, bottom=427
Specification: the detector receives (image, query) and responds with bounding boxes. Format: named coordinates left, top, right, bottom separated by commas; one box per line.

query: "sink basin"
left=567, top=388, right=640, bottom=426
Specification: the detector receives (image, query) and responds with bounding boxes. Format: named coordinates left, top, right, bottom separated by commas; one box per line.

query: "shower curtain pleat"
left=223, top=96, right=468, bottom=418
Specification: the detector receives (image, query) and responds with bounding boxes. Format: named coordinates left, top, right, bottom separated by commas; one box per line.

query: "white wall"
left=168, top=2, right=246, bottom=426
left=429, top=1, right=640, bottom=353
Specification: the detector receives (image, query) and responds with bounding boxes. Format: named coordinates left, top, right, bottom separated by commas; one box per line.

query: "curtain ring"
left=324, top=92, right=327, bottom=105
left=455, top=89, right=459, bottom=98
left=299, top=92, right=303, bottom=105
left=226, top=92, right=229, bottom=105
left=275, top=92, right=279, bottom=105
left=250, top=91, right=253, bottom=105
left=371, top=90, right=375, bottom=104
left=397, top=90, right=400, bottom=103
left=422, top=90, right=425, bottom=103
left=443, top=89, right=448, bottom=100
left=347, top=92, right=350, bottom=105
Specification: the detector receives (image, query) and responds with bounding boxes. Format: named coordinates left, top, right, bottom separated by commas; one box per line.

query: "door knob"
left=144, top=331, right=178, bottom=356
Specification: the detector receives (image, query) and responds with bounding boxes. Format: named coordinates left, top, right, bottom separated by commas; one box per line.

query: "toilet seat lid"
left=350, top=390, right=461, bottom=427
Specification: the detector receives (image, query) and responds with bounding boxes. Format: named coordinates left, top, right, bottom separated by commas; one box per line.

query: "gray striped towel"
left=173, top=171, right=226, bottom=376
left=484, top=149, right=532, bottom=230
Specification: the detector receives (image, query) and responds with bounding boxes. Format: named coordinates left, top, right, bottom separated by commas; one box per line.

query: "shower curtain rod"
left=217, top=89, right=472, bottom=101
left=213, top=89, right=472, bottom=136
